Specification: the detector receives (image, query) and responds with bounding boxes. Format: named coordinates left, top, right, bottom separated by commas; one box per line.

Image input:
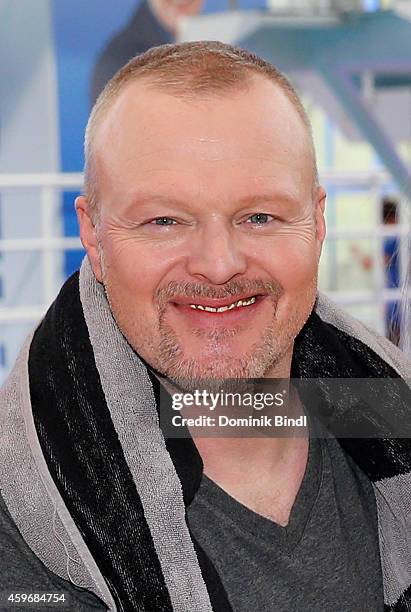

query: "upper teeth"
left=189, top=296, right=257, bottom=312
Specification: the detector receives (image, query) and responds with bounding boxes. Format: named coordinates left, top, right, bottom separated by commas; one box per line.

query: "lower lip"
left=170, top=295, right=267, bottom=327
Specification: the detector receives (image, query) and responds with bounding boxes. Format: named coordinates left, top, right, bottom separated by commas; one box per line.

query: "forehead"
left=93, top=76, right=313, bottom=206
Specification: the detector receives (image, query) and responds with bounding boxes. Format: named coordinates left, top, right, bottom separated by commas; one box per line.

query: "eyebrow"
left=123, top=191, right=299, bottom=214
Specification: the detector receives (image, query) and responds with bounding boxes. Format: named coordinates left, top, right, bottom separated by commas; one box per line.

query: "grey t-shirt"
left=187, top=436, right=384, bottom=612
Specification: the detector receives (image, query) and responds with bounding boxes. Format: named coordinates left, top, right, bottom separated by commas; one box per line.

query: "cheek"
left=104, top=240, right=166, bottom=295
left=264, top=236, right=318, bottom=291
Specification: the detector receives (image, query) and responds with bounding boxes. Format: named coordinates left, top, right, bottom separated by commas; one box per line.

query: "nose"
left=186, top=220, right=247, bottom=284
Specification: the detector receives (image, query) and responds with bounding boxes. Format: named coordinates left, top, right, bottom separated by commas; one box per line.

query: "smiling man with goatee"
left=1, top=41, right=411, bottom=612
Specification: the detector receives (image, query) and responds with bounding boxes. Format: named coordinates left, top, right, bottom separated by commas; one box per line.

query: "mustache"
left=155, top=279, right=284, bottom=306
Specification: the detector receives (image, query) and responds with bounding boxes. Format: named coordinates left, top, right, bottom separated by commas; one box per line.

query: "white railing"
left=0, top=173, right=83, bottom=316
left=0, top=172, right=83, bottom=188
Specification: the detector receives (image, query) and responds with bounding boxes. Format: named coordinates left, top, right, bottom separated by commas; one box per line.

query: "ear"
left=75, top=196, right=103, bottom=282
left=314, top=185, right=326, bottom=258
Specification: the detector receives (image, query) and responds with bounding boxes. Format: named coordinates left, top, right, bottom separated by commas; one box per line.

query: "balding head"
left=84, top=40, right=318, bottom=223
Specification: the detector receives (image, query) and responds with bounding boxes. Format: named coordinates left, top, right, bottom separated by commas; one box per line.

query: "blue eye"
left=247, top=213, right=272, bottom=224
left=152, top=217, right=176, bottom=226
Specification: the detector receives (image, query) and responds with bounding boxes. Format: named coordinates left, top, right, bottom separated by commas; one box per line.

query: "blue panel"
left=62, top=191, right=85, bottom=276
left=236, top=0, right=266, bottom=7
left=363, top=0, right=379, bottom=11
left=62, top=191, right=80, bottom=237
left=52, top=0, right=139, bottom=173
left=65, top=250, right=86, bottom=277
left=0, top=343, right=6, bottom=368
left=52, top=0, right=139, bottom=277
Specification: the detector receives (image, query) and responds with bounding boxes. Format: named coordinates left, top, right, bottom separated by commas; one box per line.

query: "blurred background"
left=1, top=0, right=410, bottom=383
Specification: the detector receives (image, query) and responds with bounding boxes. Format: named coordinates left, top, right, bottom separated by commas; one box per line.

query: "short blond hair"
left=84, top=40, right=318, bottom=222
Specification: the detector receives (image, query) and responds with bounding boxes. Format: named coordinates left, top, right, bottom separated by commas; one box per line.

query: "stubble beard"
left=99, top=244, right=318, bottom=394
left=152, top=274, right=319, bottom=392
left=154, top=291, right=315, bottom=394
left=158, top=302, right=277, bottom=381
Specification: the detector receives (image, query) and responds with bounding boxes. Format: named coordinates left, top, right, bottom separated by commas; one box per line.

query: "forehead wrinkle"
left=116, top=188, right=305, bottom=218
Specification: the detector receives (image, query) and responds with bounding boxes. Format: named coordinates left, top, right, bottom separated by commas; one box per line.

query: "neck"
left=191, top=382, right=307, bottom=475
left=192, top=434, right=308, bottom=527
left=152, top=350, right=308, bottom=524
left=190, top=383, right=309, bottom=526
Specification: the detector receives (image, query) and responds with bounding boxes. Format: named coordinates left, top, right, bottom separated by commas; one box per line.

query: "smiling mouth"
left=168, top=293, right=274, bottom=332
left=188, top=296, right=257, bottom=312
left=170, top=294, right=269, bottom=318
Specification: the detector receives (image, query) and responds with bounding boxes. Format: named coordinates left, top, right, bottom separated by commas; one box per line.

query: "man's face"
left=78, top=76, right=326, bottom=384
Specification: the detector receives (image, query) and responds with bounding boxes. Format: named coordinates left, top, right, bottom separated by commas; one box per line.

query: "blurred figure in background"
left=91, top=0, right=204, bottom=103
left=382, top=197, right=401, bottom=345
left=400, top=237, right=411, bottom=356
left=351, top=195, right=403, bottom=346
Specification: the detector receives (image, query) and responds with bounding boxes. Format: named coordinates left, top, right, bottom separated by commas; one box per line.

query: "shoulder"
left=315, top=292, right=411, bottom=379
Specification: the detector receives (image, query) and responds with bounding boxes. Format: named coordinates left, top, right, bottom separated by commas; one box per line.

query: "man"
left=0, top=41, right=410, bottom=612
